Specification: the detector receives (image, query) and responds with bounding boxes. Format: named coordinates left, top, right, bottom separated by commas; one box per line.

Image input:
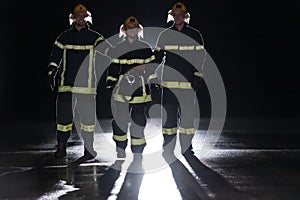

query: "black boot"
left=116, top=147, right=126, bottom=159
left=179, top=134, right=194, bottom=156
left=83, top=148, right=97, bottom=159
left=82, top=133, right=97, bottom=159
left=54, top=143, right=67, bottom=158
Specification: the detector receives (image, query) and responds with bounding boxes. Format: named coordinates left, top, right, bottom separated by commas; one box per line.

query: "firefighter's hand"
left=47, top=66, right=57, bottom=91
left=192, top=77, right=203, bottom=91
left=151, top=83, right=162, bottom=96
left=105, top=81, right=116, bottom=91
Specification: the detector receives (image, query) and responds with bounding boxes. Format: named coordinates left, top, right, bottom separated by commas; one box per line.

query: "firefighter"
left=106, top=16, right=159, bottom=159
left=47, top=3, right=112, bottom=158
left=155, top=2, right=207, bottom=156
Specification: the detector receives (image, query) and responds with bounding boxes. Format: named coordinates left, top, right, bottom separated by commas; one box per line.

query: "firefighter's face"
left=125, top=23, right=139, bottom=38
left=73, top=12, right=87, bottom=26
left=172, top=10, right=186, bottom=25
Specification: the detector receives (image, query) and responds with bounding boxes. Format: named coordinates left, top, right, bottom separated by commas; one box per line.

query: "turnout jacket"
left=106, top=38, right=158, bottom=104
left=155, top=23, right=206, bottom=90
left=48, top=24, right=111, bottom=94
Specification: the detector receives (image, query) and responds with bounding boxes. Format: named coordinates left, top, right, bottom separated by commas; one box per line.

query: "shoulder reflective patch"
left=54, top=41, right=64, bottom=49
left=94, top=36, right=105, bottom=46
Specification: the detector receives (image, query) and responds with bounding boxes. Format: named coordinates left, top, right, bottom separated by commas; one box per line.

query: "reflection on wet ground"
left=0, top=118, right=299, bottom=199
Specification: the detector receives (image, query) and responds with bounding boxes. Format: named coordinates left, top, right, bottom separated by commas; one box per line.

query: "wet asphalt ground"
left=0, top=118, right=299, bottom=200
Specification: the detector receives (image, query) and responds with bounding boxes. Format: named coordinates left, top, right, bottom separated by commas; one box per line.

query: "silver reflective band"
left=161, top=81, right=192, bottom=89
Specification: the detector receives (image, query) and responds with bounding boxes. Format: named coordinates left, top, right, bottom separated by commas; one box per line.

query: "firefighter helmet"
left=167, top=2, right=191, bottom=24
left=69, top=4, right=92, bottom=25
left=171, top=2, right=188, bottom=13
left=73, top=4, right=90, bottom=16
left=119, top=16, right=143, bottom=38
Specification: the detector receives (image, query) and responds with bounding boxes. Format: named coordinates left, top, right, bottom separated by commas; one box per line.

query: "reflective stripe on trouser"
left=56, top=93, right=96, bottom=144
left=112, top=101, right=148, bottom=153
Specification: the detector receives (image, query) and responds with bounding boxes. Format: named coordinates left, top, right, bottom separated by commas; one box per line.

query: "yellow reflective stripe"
left=155, top=47, right=161, bottom=51
left=179, top=46, right=195, bottom=50
left=144, top=55, right=156, bottom=63
left=164, top=45, right=204, bottom=51
left=131, top=137, right=146, bottom=146
left=107, top=76, right=118, bottom=81
left=148, top=73, right=158, bottom=81
left=111, top=55, right=155, bottom=65
left=196, top=45, right=204, bottom=50
left=140, top=76, right=146, bottom=96
left=58, top=86, right=97, bottom=94
left=49, top=62, right=59, bottom=68
left=54, top=41, right=94, bottom=50
left=194, top=71, right=204, bottom=78
left=113, top=94, right=152, bottom=104
left=113, top=94, right=126, bottom=102
left=179, top=127, right=195, bottom=135
left=64, top=45, right=94, bottom=50
left=161, top=81, right=192, bottom=89
left=164, top=45, right=178, bottom=50
left=129, top=95, right=152, bottom=104
left=94, top=36, right=104, bottom=46
left=120, top=59, right=144, bottom=65
left=88, top=49, right=93, bottom=88
left=60, top=49, right=67, bottom=86
left=81, top=123, right=95, bottom=132
left=111, top=58, right=120, bottom=64
left=55, top=41, right=64, bottom=49
left=162, top=127, right=178, bottom=135
left=57, top=123, right=72, bottom=132
left=113, top=134, right=128, bottom=142
left=106, top=85, right=113, bottom=89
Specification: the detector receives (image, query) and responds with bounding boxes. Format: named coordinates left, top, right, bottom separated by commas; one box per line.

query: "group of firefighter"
left=47, top=2, right=207, bottom=160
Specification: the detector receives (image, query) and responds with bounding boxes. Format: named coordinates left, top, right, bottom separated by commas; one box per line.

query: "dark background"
left=1, top=0, right=299, bottom=125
